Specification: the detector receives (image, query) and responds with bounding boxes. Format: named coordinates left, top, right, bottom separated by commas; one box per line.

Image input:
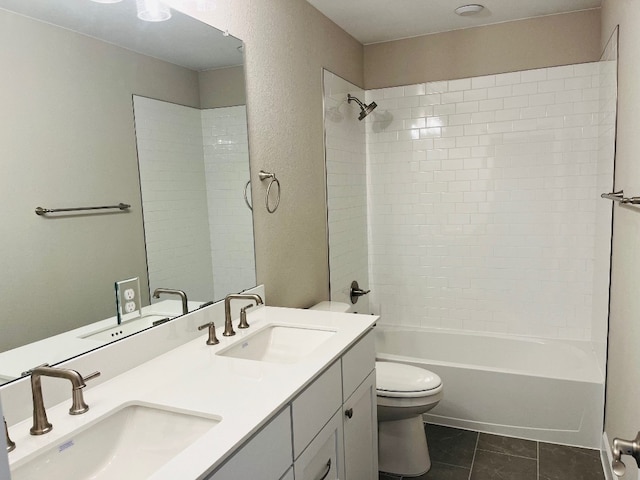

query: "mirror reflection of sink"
left=11, top=403, right=220, bottom=480
left=217, top=325, right=336, bottom=363
left=79, top=314, right=173, bottom=342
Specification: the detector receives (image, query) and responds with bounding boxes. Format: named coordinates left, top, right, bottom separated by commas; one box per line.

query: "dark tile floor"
left=379, top=424, right=605, bottom=480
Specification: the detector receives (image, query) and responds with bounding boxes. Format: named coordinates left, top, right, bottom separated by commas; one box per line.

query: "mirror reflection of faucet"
left=4, top=417, right=15, bottom=452
left=152, top=288, right=189, bottom=315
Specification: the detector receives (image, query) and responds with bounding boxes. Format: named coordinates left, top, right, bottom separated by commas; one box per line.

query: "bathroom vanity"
left=2, top=303, right=378, bottom=479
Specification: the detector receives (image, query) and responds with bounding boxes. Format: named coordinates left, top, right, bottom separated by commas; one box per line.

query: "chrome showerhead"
left=347, top=94, right=377, bottom=121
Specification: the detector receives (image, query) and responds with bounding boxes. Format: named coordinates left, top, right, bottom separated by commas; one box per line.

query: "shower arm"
left=347, top=94, right=366, bottom=109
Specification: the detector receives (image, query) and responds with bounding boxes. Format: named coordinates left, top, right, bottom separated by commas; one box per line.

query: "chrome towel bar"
left=35, top=203, right=131, bottom=216
left=601, top=191, right=640, bottom=205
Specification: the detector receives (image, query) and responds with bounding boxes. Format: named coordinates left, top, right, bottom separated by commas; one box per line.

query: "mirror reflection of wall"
left=0, top=0, right=255, bottom=384
left=134, top=96, right=255, bottom=302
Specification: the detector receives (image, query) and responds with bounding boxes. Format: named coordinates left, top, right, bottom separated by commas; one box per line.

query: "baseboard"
left=602, top=432, right=615, bottom=480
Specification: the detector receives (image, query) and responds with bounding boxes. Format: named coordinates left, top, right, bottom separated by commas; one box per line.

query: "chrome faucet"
left=223, top=294, right=263, bottom=336
left=153, top=288, right=189, bottom=315
left=4, top=417, right=15, bottom=452
left=29, top=365, right=100, bottom=435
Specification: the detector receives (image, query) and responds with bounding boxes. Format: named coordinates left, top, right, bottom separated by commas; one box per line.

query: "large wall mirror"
left=0, top=0, right=255, bottom=385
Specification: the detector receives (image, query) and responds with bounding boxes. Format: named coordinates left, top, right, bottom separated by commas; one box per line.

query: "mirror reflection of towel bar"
left=35, top=203, right=131, bottom=216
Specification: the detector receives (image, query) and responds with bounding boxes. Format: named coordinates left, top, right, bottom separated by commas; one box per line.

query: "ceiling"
left=0, top=0, right=243, bottom=71
left=306, top=0, right=602, bottom=44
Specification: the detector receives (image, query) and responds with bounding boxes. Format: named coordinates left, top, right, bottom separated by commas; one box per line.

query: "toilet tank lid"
left=309, top=301, right=353, bottom=313
left=376, top=361, right=442, bottom=393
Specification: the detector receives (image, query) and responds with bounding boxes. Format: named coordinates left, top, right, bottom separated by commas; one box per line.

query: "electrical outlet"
left=115, top=277, right=141, bottom=323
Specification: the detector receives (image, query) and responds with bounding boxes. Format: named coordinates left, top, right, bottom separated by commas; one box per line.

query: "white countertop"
left=7, top=306, right=378, bottom=479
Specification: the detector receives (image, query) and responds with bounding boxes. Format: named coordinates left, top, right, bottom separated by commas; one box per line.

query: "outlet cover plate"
left=115, top=277, right=141, bottom=323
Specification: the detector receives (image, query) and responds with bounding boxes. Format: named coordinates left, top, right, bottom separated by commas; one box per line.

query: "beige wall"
left=173, top=0, right=364, bottom=308
left=0, top=10, right=201, bottom=350
left=601, top=1, right=640, bottom=477
left=199, top=65, right=247, bottom=108
left=364, top=9, right=601, bottom=89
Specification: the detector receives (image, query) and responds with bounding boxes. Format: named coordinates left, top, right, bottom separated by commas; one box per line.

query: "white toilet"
left=309, top=301, right=444, bottom=477
left=376, top=361, right=443, bottom=476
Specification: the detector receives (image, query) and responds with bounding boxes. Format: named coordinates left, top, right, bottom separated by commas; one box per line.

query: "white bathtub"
left=375, top=326, right=605, bottom=448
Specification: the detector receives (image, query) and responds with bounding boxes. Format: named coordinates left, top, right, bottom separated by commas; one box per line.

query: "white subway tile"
left=546, top=65, right=574, bottom=79
left=442, top=91, right=465, bottom=104
left=433, top=104, right=456, bottom=116
left=404, top=83, right=426, bottom=96
left=472, top=75, right=496, bottom=89
left=521, top=68, right=547, bottom=83
left=448, top=78, right=472, bottom=91
left=464, top=88, right=488, bottom=101
left=456, top=101, right=480, bottom=114
left=488, top=88, right=516, bottom=103
left=504, top=95, right=529, bottom=109
left=398, top=96, right=420, bottom=108
left=426, top=81, right=449, bottom=93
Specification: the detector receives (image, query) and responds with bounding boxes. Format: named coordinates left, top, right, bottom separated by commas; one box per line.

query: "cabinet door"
left=343, top=370, right=378, bottom=480
left=294, top=410, right=345, bottom=480
left=205, top=407, right=292, bottom=480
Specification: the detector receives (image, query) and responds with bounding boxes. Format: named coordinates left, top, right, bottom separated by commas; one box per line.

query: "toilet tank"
left=309, top=301, right=353, bottom=313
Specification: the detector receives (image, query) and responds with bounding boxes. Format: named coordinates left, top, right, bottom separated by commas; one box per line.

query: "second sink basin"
left=217, top=324, right=336, bottom=363
left=11, top=403, right=220, bottom=480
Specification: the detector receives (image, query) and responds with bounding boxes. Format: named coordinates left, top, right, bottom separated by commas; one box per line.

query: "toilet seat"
left=376, top=361, right=442, bottom=398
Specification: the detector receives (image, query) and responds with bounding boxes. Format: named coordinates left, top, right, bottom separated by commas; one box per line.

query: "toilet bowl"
left=308, top=300, right=444, bottom=476
left=376, top=361, right=443, bottom=477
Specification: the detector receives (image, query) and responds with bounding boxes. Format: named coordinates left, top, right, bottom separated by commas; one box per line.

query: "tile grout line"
left=468, top=431, right=480, bottom=480
left=475, top=447, right=538, bottom=461
left=537, top=440, right=540, bottom=480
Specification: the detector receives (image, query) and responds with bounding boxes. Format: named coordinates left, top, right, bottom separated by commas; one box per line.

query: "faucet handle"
left=238, top=304, right=254, bottom=329
left=70, top=371, right=101, bottom=415
left=4, top=417, right=15, bottom=453
left=83, top=371, right=101, bottom=383
left=198, top=322, right=220, bottom=345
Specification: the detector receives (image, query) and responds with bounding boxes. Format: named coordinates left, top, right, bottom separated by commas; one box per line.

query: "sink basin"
left=11, top=403, right=220, bottom=480
left=80, top=314, right=172, bottom=342
left=217, top=325, right=336, bottom=363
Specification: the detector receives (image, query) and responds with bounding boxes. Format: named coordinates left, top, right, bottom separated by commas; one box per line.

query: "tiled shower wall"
left=134, top=97, right=254, bottom=302
left=324, top=71, right=370, bottom=312
left=364, top=63, right=614, bottom=341
left=134, top=96, right=215, bottom=301
left=201, top=106, right=255, bottom=297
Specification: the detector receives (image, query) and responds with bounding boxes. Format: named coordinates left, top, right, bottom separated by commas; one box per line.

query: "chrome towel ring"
left=258, top=170, right=281, bottom=213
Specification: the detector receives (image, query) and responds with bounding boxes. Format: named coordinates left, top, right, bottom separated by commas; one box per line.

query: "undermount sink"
left=216, top=324, right=336, bottom=363
left=80, top=314, right=172, bottom=342
left=11, top=403, right=220, bottom=480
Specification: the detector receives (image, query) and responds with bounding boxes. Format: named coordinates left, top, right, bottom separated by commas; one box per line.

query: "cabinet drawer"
left=206, top=407, right=292, bottom=480
left=294, top=410, right=345, bottom=480
left=341, top=329, right=375, bottom=401
left=292, top=361, right=342, bottom=458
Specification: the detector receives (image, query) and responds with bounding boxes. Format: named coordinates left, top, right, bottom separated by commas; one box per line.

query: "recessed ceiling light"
left=455, top=4, right=485, bottom=16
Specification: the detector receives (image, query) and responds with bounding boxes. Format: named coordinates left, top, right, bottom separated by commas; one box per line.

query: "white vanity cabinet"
left=206, top=329, right=376, bottom=480
left=341, top=330, right=378, bottom=480
left=204, top=407, right=293, bottom=480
